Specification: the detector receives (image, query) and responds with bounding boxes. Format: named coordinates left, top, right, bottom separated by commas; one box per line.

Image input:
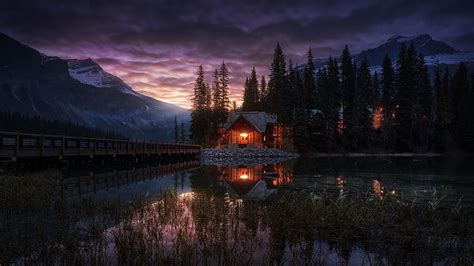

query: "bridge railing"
left=0, top=131, right=201, bottom=159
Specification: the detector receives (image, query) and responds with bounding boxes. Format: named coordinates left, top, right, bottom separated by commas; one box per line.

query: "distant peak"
left=68, top=58, right=101, bottom=69
left=387, top=34, right=432, bottom=43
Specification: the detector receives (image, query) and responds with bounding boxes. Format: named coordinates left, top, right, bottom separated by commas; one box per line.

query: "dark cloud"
left=0, top=0, right=472, bottom=107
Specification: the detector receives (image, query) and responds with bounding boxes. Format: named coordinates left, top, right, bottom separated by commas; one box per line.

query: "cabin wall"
left=224, top=118, right=264, bottom=147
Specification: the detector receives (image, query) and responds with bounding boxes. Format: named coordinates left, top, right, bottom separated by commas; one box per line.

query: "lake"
left=64, top=156, right=474, bottom=205
left=1, top=156, right=474, bottom=264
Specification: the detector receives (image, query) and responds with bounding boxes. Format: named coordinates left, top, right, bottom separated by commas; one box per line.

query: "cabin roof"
left=224, top=111, right=277, bottom=133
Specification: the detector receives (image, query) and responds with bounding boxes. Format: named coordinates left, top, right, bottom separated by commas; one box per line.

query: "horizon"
left=1, top=0, right=473, bottom=109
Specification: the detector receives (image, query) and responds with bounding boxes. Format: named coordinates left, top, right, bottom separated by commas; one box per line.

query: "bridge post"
left=15, top=131, right=20, bottom=159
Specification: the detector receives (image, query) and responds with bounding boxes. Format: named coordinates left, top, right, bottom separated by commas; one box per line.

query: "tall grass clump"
left=1, top=171, right=473, bottom=264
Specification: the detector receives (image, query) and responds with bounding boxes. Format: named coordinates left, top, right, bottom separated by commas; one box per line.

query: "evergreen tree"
left=413, top=53, right=433, bottom=150
left=180, top=120, right=185, bottom=143
left=394, top=43, right=416, bottom=151
left=218, top=62, right=231, bottom=110
left=191, top=65, right=211, bottom=145
left=259, top=75, right=267, bottom=110
left=208, top=62, right=231, bottom=144
left=292, top=66, right=309, bottom=152
left=316, top=57, right=341, bottom=151
left=434, top=65, right=451, bottom=151
left=242, top=77, right=250, bottom=110
left=372, top=71, right=381, bottom=107
left=381, top=55, right=395, bottom=149
left=211, top=69, right=220, bottom=109
left=303, top=48, right=316, bottom=113
left=282, top=60, right=297, bottom=126
left=242, top=67, right=259, bottom=111
left=267, top=43, right=287, bottom=121
left=340, top=45, right=356, bottom=146
left=352, top=57, right=373, bottom=149
left=452, top=62, right=474, bottom=149
left=174, top=116, right=179, bottom=143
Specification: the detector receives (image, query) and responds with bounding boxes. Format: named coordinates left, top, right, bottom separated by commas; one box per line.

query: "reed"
left=1, top=172, right=473, bottom=265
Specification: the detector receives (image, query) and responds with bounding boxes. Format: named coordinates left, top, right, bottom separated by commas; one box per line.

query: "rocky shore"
left=200, top=147, right=299, bottom=166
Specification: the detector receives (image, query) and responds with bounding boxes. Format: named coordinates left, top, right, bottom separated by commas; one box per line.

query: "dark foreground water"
left=1, top=156, right=474, bottom=264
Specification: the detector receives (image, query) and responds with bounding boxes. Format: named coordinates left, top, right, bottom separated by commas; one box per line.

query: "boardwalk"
left=0, top=131, right=201, bottom=160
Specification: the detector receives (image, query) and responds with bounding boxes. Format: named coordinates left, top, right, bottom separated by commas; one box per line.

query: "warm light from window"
left=178, top=192, right=195, bottom=199
left=240, top=174, right=249, bottom=180
left=240, top=132, right=248, bottom=138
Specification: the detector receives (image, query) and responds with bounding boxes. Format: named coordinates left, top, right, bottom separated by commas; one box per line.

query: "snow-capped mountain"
left=67, top=58, right=140, bottom=96
left=0, top=32, right=189, bottom=141
left=356, top=34, right=458, bottom=66
left=298, top=34, right=473, bottom=76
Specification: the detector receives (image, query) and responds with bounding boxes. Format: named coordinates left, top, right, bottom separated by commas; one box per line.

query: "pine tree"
left=452, top=62, right=473, bottom=149
left=292, top=66, right=309, bottom=152
left=352, top=57, right=372, bottom=149
left=340, top=45, right=356, bottom=146
left=316, top=57, right=341, bottom=151
left=174, top=116, right=179, bottom=143
left=413, top=53, right=433, bottom=150
left=303, top=48, right=316, bottom=113
left=381, top=55, right=395, bottom=150
left=242, top=67, right=259, bottom=111
left=205, top=83, right=212, bottom=109
left=191, top=65, right=211, bottom=145
left=180, top=120, right=185, bottom=143
left=282, top=60, right=296, bottom=126
left=259, top=75, right=267, bottom=110
left=372, top=71, right=381, bottom=107
left=434, top=65, right=451, bottom=151
left=218, top=62, right=231, bottom=110
left=242, top=77, right=250, bottom=110
left=267, top=43, right=287, bottom=121
left=394, top=43, right=416, bottom=152
left=211, top=69, right=220, bottom=109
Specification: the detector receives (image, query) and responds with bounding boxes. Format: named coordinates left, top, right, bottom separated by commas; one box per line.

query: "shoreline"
left=306, top=152, right=442, bottom=157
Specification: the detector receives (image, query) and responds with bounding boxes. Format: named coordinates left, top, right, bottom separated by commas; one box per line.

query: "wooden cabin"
left=220, top=111, right=281, bottom=148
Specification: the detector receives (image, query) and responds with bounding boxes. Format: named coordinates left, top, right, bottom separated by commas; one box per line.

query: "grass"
left=0, top=171, right=473, bottom=265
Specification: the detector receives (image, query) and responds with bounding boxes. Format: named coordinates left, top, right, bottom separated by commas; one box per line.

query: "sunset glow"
left=1, top=1, right=470, bottom=109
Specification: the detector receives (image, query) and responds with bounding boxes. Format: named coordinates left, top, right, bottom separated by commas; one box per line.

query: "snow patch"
left=67, top=59, right=141, bottom=97
left=424, top=52, right=474, bottom=65
left=388, top=34, right=431, bottom=43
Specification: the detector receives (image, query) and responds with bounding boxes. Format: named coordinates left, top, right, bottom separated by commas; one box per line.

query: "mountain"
left=298, top=34, right=474, bottom=76
left=0, top=33, right=190, bottom=141
left=356, top=34, right=458, bottom=66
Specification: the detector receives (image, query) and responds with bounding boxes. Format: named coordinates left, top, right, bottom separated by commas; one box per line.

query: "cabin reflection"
left=217, top=163, right=293, bottom=200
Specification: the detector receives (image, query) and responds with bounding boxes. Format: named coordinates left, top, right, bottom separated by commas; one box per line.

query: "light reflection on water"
left=8, top=156, right=472, bottom=264
left=64, top=156, right=474, bottom=205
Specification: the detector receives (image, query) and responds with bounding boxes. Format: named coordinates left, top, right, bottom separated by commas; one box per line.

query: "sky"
left=1, top=0, right=473, bottom=109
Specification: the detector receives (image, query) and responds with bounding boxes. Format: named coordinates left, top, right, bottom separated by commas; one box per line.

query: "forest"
left=191, top=43, right=474, bottom=153
left=0, top=111, right=125, bottom=140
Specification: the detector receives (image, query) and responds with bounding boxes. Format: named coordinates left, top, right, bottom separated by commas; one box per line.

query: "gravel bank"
left=200, top=147, right=299, bottom=166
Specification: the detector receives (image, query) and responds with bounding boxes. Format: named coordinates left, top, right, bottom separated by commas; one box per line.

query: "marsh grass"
left=1, top=171, right=473, bottom=265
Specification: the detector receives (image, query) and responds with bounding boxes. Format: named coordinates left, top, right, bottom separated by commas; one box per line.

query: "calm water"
left=3, top=156, right=474, bottom=264
left=66, top=156, right=474, bottom=205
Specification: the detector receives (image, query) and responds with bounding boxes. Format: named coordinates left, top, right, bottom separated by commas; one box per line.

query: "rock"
left=200, top=147, right=299, bottom=166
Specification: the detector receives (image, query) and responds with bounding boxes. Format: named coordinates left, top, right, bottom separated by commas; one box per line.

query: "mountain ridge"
left=0, top=32, right=190, bottom=141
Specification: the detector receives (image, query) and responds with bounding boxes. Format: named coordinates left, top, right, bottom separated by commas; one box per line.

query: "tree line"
left=174, top=116, right=187, bottom=143
left=0, top=111, right=125, bottom=139
left=190, top=63, right=232, bottom=145
left=241, top=43, right=474, bottom=153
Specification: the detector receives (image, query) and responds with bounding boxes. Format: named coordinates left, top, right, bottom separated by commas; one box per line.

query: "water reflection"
left=3, top=157, right=474, bottom=265
left=214, top=163, right=293, bottom=200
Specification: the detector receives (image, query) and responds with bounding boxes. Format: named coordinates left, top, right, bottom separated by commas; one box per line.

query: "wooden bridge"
left=0, top=131, right=201, bottom=160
